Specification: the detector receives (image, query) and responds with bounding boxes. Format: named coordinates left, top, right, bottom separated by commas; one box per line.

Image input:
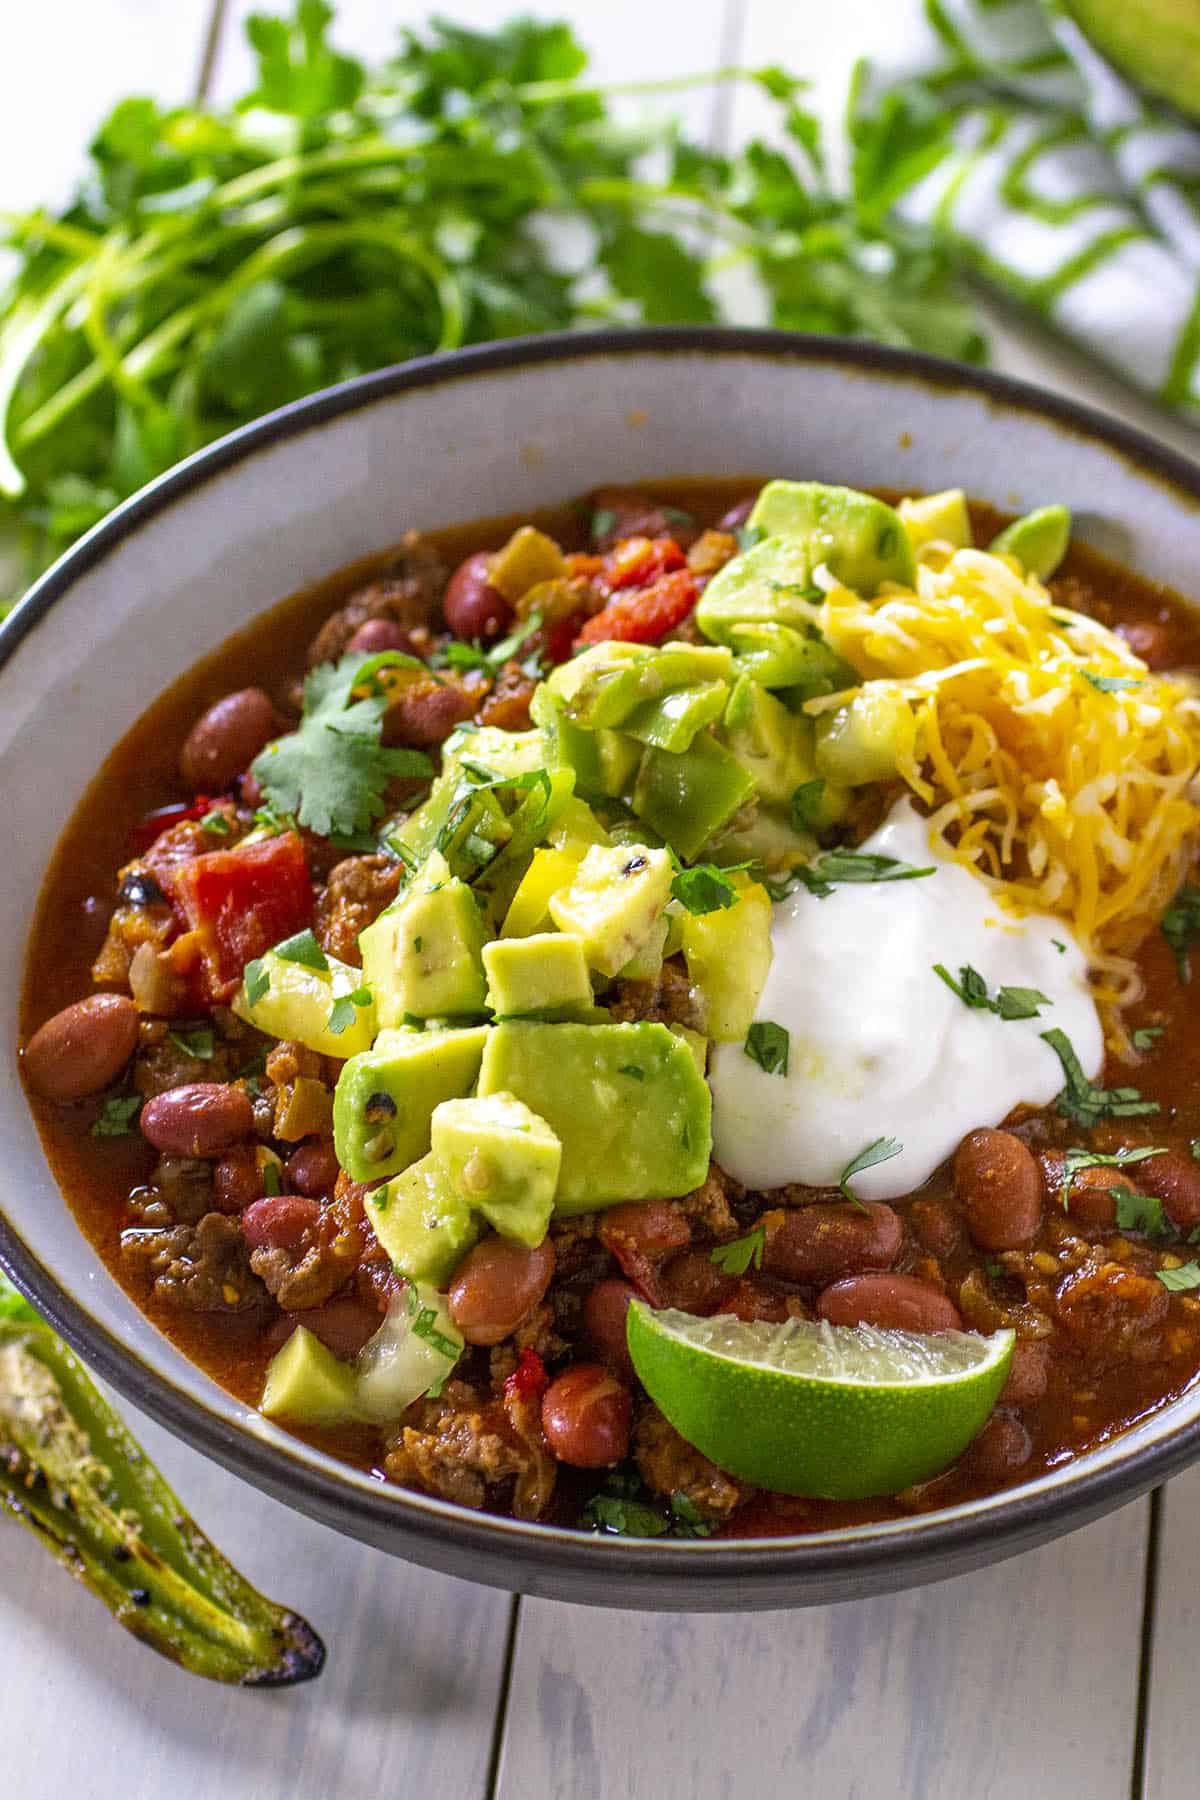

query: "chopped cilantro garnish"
left=251, top=650, right=432, bottom=838
left=1052, top=939, right=1067, bottom=954
left=198, top=808, right=232, bottom=836
left=590, top=507, right=618, bottom=545
left=839, top=1136, right=902, bottom=1203
left=790, top=779, right=827, bottom=833
left=412, top=1306, right=462, bottom=1360
left=1081, top=670, right=1143, bottom=693
left=251, top=802, right=299, bottom=837
left=272, top=929, right=329, bottom=973
left=668, top=1492, right=714, bottom=1538
left=670, top=862, right=749, bottom=915
left=243, top=959, right=270, bottom=1008
left=582, top=1492, right=671, bottom=1538
left=1162, top=884, right=1200, bottom=984
left=744, top=1020, right=789, bottom=1076
left=1132, top=1025, right=1165, bottom=1051
left=734, top=524, right=764, bottom=553
left=933, top=963, right=1050, bottom=1022
left=1040, top=1027, right=1160, bottom=1129
left=168, top=1025, right=215, bottom=1061
left=1061, top=1145, right=1169, bottom=1211
left=710, top=1226, right=766, bottom=1275
left=1113, top=1189, right=1168, bottom=1238
left=91, top=1094, right=142, bottom=1138
left=440, top=610, right=545, bottom=680
left=796, top=850, right=935, bottom=899
left=983, top=1258, right=1004, bottom=1278
left=261, top=1160, right=282, bottom=1197
left=1156, top=1262, right=1200, bottom=1292
left=328, top=985, right=372, bottom=1036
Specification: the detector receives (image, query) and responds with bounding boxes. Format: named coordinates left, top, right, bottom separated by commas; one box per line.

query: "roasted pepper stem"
left=0, top=1275, right=324, bottom=1686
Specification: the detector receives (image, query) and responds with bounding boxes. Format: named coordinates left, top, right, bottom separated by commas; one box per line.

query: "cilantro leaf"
left=581, top=1493, right=671, bottom=1538
left=1132, top=1026, right=1164, bottom=1051
left=243, top=959, right=270, bottom=1008
left=251, top=652, right=432, bottom=838
left=1040, top=1028, right=1160, bottom=1129
left=796, top=851, right=935, bottom=899
left=328, top=985, right=372, bottom=1036
left=272, top=928, right=329, bottom=972
left=710, top=1226, right=766, bottom=1276
left=933, top=963, right=1050, bottom=1022
left=839, top=1136, right=902, bottom=1203
left=91, top=1094, right=142, bottom=1138
left=1080, top=670, right=1142, bottom=694
left=1156, top=1262, right=1200, bottom=1292
left=1113, top=1189, right=1168, bottom=1238
left=744, top=1020, right=789, bottom=1076
left=668, top=1492, right=714, bottom=1538
left=167, top=1025, right=215, bottom=1061
left=1162, top=884, right=1200, bottom=984
left=670, top=863, right=748, bottom=915
left=790, top=779, right=827, bottom=832
left=262, top=1160, right=282, bottom=1197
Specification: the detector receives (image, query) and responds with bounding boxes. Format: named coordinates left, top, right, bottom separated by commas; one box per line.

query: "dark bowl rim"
left=5, top=322, right=1200, bottom=1590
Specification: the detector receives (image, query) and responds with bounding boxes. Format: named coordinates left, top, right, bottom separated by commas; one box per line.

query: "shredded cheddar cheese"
left=807, top=546, right=1200, bottom=1017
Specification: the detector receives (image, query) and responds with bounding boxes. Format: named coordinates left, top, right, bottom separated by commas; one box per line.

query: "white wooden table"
left=3, top=4, right=1200, bottom=1794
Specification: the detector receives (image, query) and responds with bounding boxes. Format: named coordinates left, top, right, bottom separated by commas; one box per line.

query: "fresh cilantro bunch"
left=0, top=2, right=984, bottom=608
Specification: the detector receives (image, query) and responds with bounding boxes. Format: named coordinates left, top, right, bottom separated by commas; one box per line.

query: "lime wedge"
left=626, top=1303, right=1014, bottom=1500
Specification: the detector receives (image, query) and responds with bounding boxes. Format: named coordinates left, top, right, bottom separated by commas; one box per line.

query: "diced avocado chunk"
left=681, top=874, right=773, bottom=1042
left=695, top=536, right=820, bottom=643
left=333, top=1024, right=489, bottom=1182
left=234, top=948, right=376, bottom=1058
left=631, top=734, right=756, bottom=862
left=478, top=1021, right=711, bottom=1212
left=899, top=489, right=972, bottom=552
left=261, top=1327, right=360, bottom=1427
left=746, top=481, right=916, bottom=593
left=545, top=796, right=612, bottom=855
left=722, top=674, right=818, bottom=806
left=442, top=724, right=547, bottom=782
left=670, top=1023, right=708, bottom=1074
left=617, top=913, right=669, bottom=982
left=548, top=843, right=674, bottom=977
left=813, top=686, right=916, bottom=786
left=989, top=505, right=1071, bottom=580
left=483, top=932, right=593, bottom=1016
left=365, top=1152, right=483, bottom=1284
left=547, top=640, right=732, bottom=729
left=360, top=851, right=487, bottom=1024
left=431, top=1092, right=560, bottom=1246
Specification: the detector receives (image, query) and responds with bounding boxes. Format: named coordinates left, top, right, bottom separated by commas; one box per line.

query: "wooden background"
left=3, top=4, right=1199, bottom=1794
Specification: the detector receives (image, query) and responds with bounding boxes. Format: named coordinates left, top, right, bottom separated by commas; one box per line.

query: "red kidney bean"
left=909, top=1198, right=962, bottom=1260
left=180, top=688, right=281, bottom=793
left=22, top=994, right=139, bottom=1103
left=968, top=1410, right=1032, bottom=1482
left=541, top=1364, right=631, bottom=1468
left=762, top=1202, right=902, bottom=1285
left=242, top=1194, right=322, bottom=1252
left=716, top=497, right=756, bottom=532
left=285, top=1139, right=341, bottom=1199
left=954, top=1129, right=1043, bottom=1251
left=1065, top=1167, right=1136, bottom=1232
left=599, top=1200, right=690, bottom=1303
left=817, top=1272, right=962, bottom=1332
left=383, top=676, right=478, bottom=749
left=346, top=617, right=418, bottom=657
left=213, top=1144, right=264, bottom=1213
left=582, top=1278, right=637, bottom=1379
left=140, top=1082, right=254, bottom=1158
left=1136, top=1149, right=1200, bottom=1230
left=239, top=771, right=263, bottom=809
left=447, top=1236, right=555, bottom=1346
left=267, top=1296, right=380, bottom=1361
left=1000, top=1340, right=1049, bottom=1408
left=657, top=1248, right=733, bottom=1316
left=443, top=552, right=513, bottom=641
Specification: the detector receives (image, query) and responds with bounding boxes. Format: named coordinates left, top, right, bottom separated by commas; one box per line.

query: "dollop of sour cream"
left=709, top=800, right=1104, bottom=1200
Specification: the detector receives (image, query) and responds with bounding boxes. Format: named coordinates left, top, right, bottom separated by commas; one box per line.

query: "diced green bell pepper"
left=547, top=641, right=733, bottom=730
left=631, top=734, right=756, bottom=861
left=623, top=681, right=728, bottom=754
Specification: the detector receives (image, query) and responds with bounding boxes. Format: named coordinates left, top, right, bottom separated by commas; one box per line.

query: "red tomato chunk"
left=163, top=832, right=313, bottom=1002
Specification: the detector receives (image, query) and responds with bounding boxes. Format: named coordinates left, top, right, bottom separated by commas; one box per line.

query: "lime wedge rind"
left=627, top=1301, right=1015, bottom=1501
left=650, top=1309, right=1013, bottom=1387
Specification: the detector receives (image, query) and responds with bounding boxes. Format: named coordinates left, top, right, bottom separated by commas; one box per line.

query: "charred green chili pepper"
left=0, top=1273, right=325, bottom=1686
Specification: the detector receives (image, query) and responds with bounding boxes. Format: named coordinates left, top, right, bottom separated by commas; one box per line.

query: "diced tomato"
left=603, top=535, right=686, bottom=592
left=578, top=569, right=699, bottom=646
left=503, top=1347, right=548, bottom=1402
left=130, top=797, right=213, bottom=855
left=543, top=609, right=588, bottom=665
left=162, top=832, right=313, bottom=1003
left=564, top=552, right=605, bottom=581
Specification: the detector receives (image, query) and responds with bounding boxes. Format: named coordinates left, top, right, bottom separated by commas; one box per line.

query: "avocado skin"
left=1065, top=0, right=1200, bottom=121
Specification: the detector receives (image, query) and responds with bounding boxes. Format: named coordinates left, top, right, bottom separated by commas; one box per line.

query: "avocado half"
left=1064, top=0, right=1200, bottom=122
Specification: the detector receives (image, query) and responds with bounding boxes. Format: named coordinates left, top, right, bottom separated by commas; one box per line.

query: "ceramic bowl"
left=4, top=328, right=1200, bottom=1610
